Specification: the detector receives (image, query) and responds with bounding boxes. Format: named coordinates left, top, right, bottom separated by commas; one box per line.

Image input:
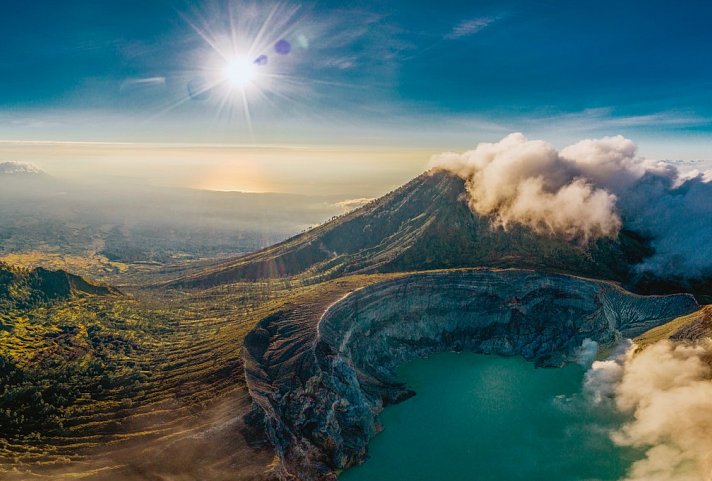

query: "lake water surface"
left=340, top=352, right=634, bottom=481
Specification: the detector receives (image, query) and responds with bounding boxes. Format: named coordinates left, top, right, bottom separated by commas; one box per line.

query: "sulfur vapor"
left=429, top=133, right=712, bottom=278
left=585, top=340, right=712, bottom=481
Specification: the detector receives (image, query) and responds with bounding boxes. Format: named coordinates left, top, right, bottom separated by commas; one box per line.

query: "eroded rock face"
left=243, top=270, right=698, bottom=480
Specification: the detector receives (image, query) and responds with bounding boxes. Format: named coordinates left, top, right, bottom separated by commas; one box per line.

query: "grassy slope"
left=636, top=305, right=712, bottom=348
left=0, top=266, right=406, bottom=479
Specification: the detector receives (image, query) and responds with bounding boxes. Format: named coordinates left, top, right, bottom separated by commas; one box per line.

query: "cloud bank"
left=585, top=341, right=712, bottom=481
left=429, top=133, right=712, bottom=278
left=336, top=197, right=374, bottom=212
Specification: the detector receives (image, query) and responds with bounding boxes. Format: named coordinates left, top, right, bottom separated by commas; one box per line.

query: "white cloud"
left=446, top=17, right=498, bottom=39
left=429, top=133, right=622, bottom=242
left=119, top=76, right=167, bottom=91
left=429, top=133, right=712, bottom=278
left=336, top=197, right=373, bottom=212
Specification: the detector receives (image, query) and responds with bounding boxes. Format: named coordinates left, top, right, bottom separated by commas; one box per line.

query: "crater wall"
left=243, top=270, right=699, bottom=480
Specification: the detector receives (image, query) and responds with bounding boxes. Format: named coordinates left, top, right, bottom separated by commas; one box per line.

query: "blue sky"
left=1, top=0, right=711, bottom=191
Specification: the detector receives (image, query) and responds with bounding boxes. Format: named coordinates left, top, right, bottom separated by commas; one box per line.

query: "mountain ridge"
left=168, top=170, right=652, bottom=289
left=0, top=262, right=117, bottom=307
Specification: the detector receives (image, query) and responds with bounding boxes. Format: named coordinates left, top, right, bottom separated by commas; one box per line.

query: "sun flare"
left=222, top=57, right=257, bottom=89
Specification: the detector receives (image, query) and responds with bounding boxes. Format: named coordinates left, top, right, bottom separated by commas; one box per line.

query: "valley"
left=0, top=170, right=710, bottom=480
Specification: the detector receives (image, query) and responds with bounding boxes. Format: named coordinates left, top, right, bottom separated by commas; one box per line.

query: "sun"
left=222, top=57, right=257, bottom=89
left=177, top=3, right=308, bottom=131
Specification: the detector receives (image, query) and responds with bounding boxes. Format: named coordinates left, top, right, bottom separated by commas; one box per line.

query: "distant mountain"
left=0, top=161, right=47, bottom=177
left=170, top=171, right=653, bottom=288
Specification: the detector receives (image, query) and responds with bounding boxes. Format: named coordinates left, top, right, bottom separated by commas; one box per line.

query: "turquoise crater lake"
left=340, top=352, right=635, bottom=481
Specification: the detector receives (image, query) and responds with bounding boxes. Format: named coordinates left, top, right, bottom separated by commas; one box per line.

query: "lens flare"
left=274, top=39, right=291, bottom=55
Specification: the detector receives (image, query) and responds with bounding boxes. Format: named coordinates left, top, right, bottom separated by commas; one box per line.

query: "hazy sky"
left=2, top=0, right=711, bottom=194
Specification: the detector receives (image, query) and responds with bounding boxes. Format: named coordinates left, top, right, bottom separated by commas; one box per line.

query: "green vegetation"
left=0, top=264, right=168, bottom=464
left=0, top=299, right=154, bottom=437
left=0, top=257, right=403, bottom=477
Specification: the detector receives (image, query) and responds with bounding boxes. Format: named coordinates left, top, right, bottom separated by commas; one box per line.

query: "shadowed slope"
left=0, top=262, right=116, bottom=306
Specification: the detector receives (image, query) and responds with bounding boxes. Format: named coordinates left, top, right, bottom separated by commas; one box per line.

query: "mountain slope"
left=636, top=305, right=712, bottom=347
left=170, top=171, right=650, bottom=288
left=0, top=262, right=116, bottom=307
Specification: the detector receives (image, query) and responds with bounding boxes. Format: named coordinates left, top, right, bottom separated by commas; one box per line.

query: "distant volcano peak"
left=0, top=161, right=46, bottom=176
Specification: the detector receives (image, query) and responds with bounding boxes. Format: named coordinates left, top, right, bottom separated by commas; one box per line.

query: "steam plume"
left=586, top=340, right=712, bottom=481
left=429, top=133, right=712, bottom=278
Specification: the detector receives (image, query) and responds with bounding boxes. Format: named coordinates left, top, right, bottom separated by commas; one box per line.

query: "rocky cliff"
left=243, top=269, right=698, bottom=480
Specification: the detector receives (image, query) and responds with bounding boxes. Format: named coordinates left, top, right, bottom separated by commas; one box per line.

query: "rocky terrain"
left=244, top=269, right=699, bottom=480
left=636, top=304, right=712, bottom=347
left=1, top=168, right=709, bottom=480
